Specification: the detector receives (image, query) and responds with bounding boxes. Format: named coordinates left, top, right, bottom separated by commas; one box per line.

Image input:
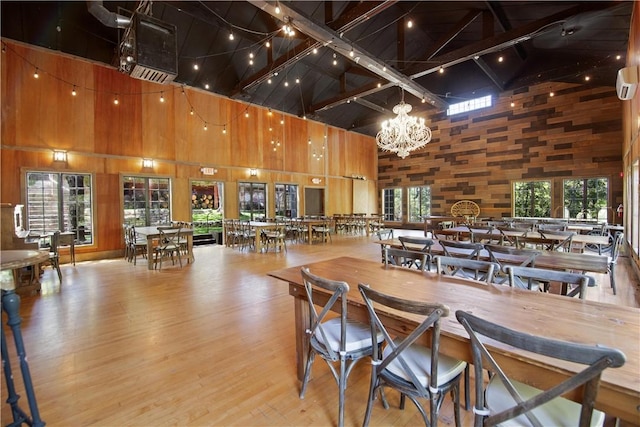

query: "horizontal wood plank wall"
left=378, top=82, right=624, bottom=222
left=1, top=41, right=378, bottom=260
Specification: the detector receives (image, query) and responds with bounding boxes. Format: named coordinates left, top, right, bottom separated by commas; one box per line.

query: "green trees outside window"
left=563, top=178, right=608, bottom=220
left=408, top=186, right=431, bottom=222
left=513, top=181, right=551, bottom=217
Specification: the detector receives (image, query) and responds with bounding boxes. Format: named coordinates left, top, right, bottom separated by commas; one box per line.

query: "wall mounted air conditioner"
left=616, top=66, right=638, bottom=100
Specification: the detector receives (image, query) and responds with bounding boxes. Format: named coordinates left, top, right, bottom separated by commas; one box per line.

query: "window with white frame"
left=446, top=95, right=492, bottom=116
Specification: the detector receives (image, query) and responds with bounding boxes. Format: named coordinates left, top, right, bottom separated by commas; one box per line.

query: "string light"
left=245, top=111, right=250, bottom=118
left=160, top=92, right=164, bottom=103
left=265, top=40, right=271, bottom=48
left=407, top=19, right=413, bottom=28
left=312, top=48, right=318, bottom=54
left=204, top=122, right=208, bottom=130
left=71, top=86, right=77, bottom=96
left=204, top=83, right=210, bottom=89
left=222, top=125, right=227, bottom=134
left=33, top=68, right=39, bottom=79
left=229, top=32, right=234, bottom=41
left=193, top=63, right=199, bottom=70
left=498, top=55, right=504, bottom=63
left=114, top=95, right=119, bottom=105
left=190, top=108, right=194, bottom=115
left=439, top=66, right=444, bottom=74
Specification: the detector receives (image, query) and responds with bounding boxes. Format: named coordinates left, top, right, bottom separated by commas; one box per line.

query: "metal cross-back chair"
left=358, top=283, right=466, bottom=427
left=398, top=236, right=435, bottom=270
left=505, top=265, right=590, bottom=299
left=299, top=268, right=383, bottom=427
left=456, top=310, right=626, bottom=427
left=384, top=247, right=430, bottom=272
left=434, top=256, right=499, bottom=284
left=484, top=244, right=541, bottom=285
left=607, top=231, right=624, bottom=295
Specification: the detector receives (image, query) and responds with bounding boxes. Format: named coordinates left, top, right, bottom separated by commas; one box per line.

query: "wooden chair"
left=263, top=225, right=286, bottom=252
left=299, top=268, right=383, bottom=427
left=484, top=244, right=540, bottom=285
left=450, top=200, right=480, bottom=224
left=312, top=218, right=332, bottom=243
left=439, top=240, right=484, bottom=260
left=496, top=226, right=530, bottom=246
left=127, top=225, right=147, bottom=265
left=505, top=265, right=590, bottom=299
left=435, top=256, right=498, bottom=283
left=42, top=230, right=62, bottom=282
left=398, top=236, right=435, bottom=271
left=153, top=226, right=182, bottom=270
left=538, top=230, right=576, bottom=252
left=384, top=247, right=429, bottom=272
left=358, top=283, right=466, bottom=427
left=455, top=310, right=626, bottom=427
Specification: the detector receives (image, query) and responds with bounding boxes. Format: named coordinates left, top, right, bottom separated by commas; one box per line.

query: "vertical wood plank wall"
left=378, top=82, right=624, bottom=224
left=1, top=41, right=378, bottom=260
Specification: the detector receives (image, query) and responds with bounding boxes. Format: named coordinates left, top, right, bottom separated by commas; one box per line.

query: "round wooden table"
left=1, top=249, right=47, bottom=426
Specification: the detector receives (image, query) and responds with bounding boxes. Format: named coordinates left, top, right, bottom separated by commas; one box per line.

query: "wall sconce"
left=249, top=168, right=258, bottom=177
left=53, top=150, right=67, bottom=162
left=142, top=158, right=154, bottom=168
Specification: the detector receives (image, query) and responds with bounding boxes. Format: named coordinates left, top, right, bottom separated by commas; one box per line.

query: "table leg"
left=307, top=224, right=313, bottom=244
left=187, top=233, right=194, bottom=264
left=293, top=292, right=310, bottom=381
left=255, top=229, right=262, bottom=253
left=1, top=289, right=45, bottom=427
left=147, top=236, right=154, bottom=270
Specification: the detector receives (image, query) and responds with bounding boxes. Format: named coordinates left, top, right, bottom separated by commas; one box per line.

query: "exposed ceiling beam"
left=404, top=2, right=618, bottom=80
left=248, top=0, right=448, bottom=110
left=232, top=1, right=396, bottom=97
left=310, top=9, right=482, bottom=113
left=485, top=1, right=528, bottom=61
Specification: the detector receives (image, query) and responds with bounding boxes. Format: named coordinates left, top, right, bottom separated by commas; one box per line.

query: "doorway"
left=304, top=187, right=325, bottom=216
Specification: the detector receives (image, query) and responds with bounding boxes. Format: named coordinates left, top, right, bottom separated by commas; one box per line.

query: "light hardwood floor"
left=2, top=230, right=639, bottom=426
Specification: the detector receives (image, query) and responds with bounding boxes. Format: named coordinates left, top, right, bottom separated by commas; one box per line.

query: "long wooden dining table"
left=376, top=238, right=610, bottom=275
left=134, top=226, right=194, bottom=270
left=268, top=256, right=640, bottom=423
left=439, top=226, right=610, bottom=247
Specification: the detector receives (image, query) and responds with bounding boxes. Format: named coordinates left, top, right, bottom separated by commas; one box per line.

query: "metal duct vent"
left=119, top=13, right=178, bottom=84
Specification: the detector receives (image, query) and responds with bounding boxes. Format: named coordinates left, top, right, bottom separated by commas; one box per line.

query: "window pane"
left=513, top=181, right=551, bottom=217
left=26, top=172, right=60, bottom=234
left=123, top=176, right=171, bottom=226
left=26, top=172, right=94, bottom=245
left=382, top=188, right=402, bottom=221
left=239, top=182, right=266, bottom=220
left=407, top=186, right=431, bottom=222
left=275, top=184, right=298, bottom=217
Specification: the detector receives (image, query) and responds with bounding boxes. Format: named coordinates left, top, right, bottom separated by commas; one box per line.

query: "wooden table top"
left=268, top=256, right=640, bottom=422
left=1, top=249, right=50, bottom=290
